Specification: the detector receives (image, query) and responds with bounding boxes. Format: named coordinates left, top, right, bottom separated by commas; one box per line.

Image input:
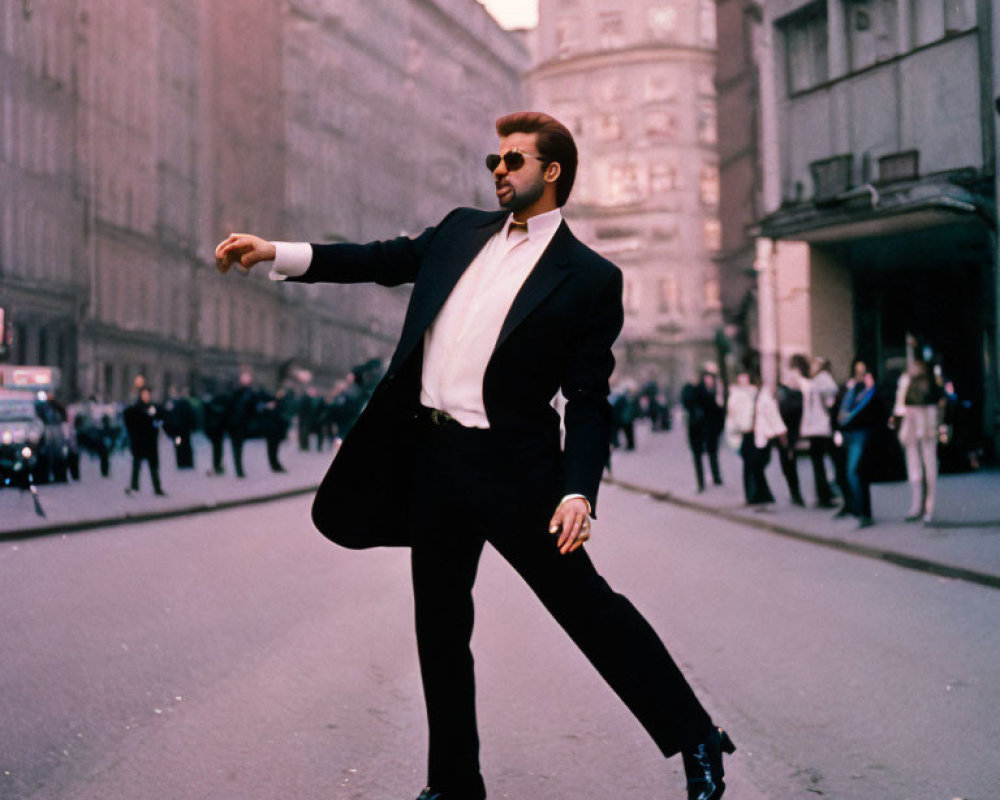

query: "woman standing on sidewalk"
left=726, top=371, right=786, bottom=509
left=893, top=355, right=945, bottom=524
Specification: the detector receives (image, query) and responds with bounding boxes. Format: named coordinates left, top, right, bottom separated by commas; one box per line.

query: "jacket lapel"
left=494, top=221, right=573, bottom=350
left=392, top=211, right=507, bottom=372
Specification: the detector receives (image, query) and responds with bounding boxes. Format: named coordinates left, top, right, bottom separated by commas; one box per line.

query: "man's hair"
left=495, top=111, right=578, bottom=207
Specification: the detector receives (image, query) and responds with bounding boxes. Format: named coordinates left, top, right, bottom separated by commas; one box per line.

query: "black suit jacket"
left=292, top=207, right=624, bottom=549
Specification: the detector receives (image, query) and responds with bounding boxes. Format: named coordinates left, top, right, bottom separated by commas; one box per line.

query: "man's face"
left=492, top=132, right=548, bottom=213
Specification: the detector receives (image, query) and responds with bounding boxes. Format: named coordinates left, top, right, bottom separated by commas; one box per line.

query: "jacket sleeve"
left=560, top=268, right=624, bottom=517
left=290, top=209, right=459, bottom=287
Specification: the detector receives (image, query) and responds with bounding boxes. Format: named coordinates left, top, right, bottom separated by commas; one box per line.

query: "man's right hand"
left=214, top=233, right=276, bottom=274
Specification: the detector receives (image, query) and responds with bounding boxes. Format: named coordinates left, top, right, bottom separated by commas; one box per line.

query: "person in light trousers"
left=893, top=356, right=945, bottom=523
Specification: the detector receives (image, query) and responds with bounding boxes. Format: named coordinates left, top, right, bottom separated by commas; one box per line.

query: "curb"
left=0, top=484, right=320, bottom=543
left=604, top=477, right=1000, bottom=592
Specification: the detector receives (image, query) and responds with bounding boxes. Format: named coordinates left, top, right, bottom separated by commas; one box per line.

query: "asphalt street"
left=2, top=485, right=997, bottom=800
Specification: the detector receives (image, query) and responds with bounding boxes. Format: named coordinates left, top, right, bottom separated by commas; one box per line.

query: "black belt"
left=415, top=405, right=463, bottom=428
left=415, top=405, right=490, bottom=435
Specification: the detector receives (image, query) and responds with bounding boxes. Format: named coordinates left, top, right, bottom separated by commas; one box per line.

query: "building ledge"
left=753, top=172, right=995, bottom=243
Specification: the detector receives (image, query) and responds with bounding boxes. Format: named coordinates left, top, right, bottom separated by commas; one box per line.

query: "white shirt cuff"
left=268, top=241, right=313, bottom=281
left=559, top=494, right=592, bottom=516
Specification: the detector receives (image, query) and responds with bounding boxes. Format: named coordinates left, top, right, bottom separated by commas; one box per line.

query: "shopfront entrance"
left=825, top=219, right=994, bottom=452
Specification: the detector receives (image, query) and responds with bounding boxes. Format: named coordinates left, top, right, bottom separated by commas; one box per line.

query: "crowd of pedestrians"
left=52, top=361, right=382, bottom=497
left=712, top=342, right=980, bottom=529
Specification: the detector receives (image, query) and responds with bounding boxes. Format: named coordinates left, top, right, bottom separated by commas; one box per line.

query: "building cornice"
left=528, top=43, right=715, bottom=79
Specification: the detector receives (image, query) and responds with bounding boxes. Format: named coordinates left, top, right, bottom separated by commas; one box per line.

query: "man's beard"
left=498, top=179, right=545, bottom=213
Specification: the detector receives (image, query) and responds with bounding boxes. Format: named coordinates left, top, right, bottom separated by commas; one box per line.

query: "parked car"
left=0, top=390, right=44, bottom=489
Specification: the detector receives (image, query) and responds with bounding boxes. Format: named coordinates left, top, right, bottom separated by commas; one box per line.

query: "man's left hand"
left=549, top=497, right=592, bottom=555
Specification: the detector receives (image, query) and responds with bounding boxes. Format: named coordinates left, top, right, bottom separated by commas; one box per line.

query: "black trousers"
left=739, top=433, right=774, bottom=505
left=777, top=437, right=803, bottom=503
left=688, top=428, right=722, bottom=490
left=807, top=436, right=837, bottom=505
left=409, top=416, right=713, bottom=798
left=130, top=450, right=162, bottom=493
left=174, top=433, right=194, bottom=469
left=230, top=433, right=246, bottom=477
left=207, top=432, right=225, bottom=474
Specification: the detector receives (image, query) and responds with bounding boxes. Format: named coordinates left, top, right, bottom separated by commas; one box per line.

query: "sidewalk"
left=4, top=426, right=999, bottom=588
left=0, top=437, right=330, bottom=539
left=606, top=421, right=1000, bottom=588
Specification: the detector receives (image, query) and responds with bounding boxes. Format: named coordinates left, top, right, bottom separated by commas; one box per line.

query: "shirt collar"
left=502, top=207, right=563, bottom=240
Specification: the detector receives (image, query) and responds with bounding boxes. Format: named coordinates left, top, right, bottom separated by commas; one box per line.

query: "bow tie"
left=507, top=219, right=528, bottom=238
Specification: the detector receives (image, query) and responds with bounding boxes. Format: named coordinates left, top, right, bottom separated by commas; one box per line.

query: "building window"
left=103, top=363, right=114, bottom=402
left=697, top=102, right=717, bottom=145
left=624, top=279, right=641, bottom=314
left=38, top=329, right=48, bottom=365
left=847, top=0, right=897, bottom=71
left=704, top=278, right=722, bottom=310
left=703, top=219, right=721, bottom=251
left=14, top=322, right=27, bottom=365
left=650, top=159, right=679, bottom=193
left=598, top=11, right=626, bottom=50
left=659, top=275, right=680, bottom=313
left=556, top=16, right=581, bottom=58
left=645, top=109, right=678, bottom=139
left=595, top=76, right=625, bottom=104
left=644, top=73, right=677, bottom=103
left=698, top=0, right=717, bottom=47
left=649, top=4, right=679, bottom=40
left=700, top=164, right=720, bottom=207
left=598, top=114, right=623, bottom=141
left=608, top=161, right=646, bottom=205
left=780, top=3, right=829, bottom=93
left=911, top=0, right=975, bottom=47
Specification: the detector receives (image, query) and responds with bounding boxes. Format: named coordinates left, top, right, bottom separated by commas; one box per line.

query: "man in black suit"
left=122, top=387, right=166, bottom=496
left=215, top=112, right=733, bottom=800
left=681, top=370, right=725, bottom=492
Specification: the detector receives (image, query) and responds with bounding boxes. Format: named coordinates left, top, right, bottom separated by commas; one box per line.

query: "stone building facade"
left=1, top=0, right=525, bottom=401
left=738, top=0, right=999, bottom=454
left=527, top=0, right=724, bottom=395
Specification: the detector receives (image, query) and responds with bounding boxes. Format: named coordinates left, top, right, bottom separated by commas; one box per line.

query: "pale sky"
left=478, top=0, right=539, bottom=30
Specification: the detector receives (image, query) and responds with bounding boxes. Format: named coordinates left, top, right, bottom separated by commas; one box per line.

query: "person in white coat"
left=800, top=357, right=841, bottom=508
left=726, top=371, right=786, bottom=508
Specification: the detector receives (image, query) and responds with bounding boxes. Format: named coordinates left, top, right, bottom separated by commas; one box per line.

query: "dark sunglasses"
left=485, top=150, right=546, bottom=172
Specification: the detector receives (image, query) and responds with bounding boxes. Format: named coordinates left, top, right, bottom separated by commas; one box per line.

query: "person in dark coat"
left=775, top=355, right=808, bottom=507
left=163, top=387, right=197, bottom=469
left=123, top=387, right=165, bottom=496
left=610, top=386, right=637, bottom=450
left=681, top=370, right=724, bottom=492
left=227, top=372, right=256, bottom=478
left=215, top=111, right=733, bottom=800
left=297, top=388, right=318, bottom=451
left=202, top=389, right=230, bottom=475
left=838, top=359, right=879, bottom=528
left=257, top=389, right=290, bottom=472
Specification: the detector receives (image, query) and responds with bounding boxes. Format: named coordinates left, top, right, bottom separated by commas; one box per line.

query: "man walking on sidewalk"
left=215, top=111, right=734, bottom=800
left=123, top=387, right=166, bottom=497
